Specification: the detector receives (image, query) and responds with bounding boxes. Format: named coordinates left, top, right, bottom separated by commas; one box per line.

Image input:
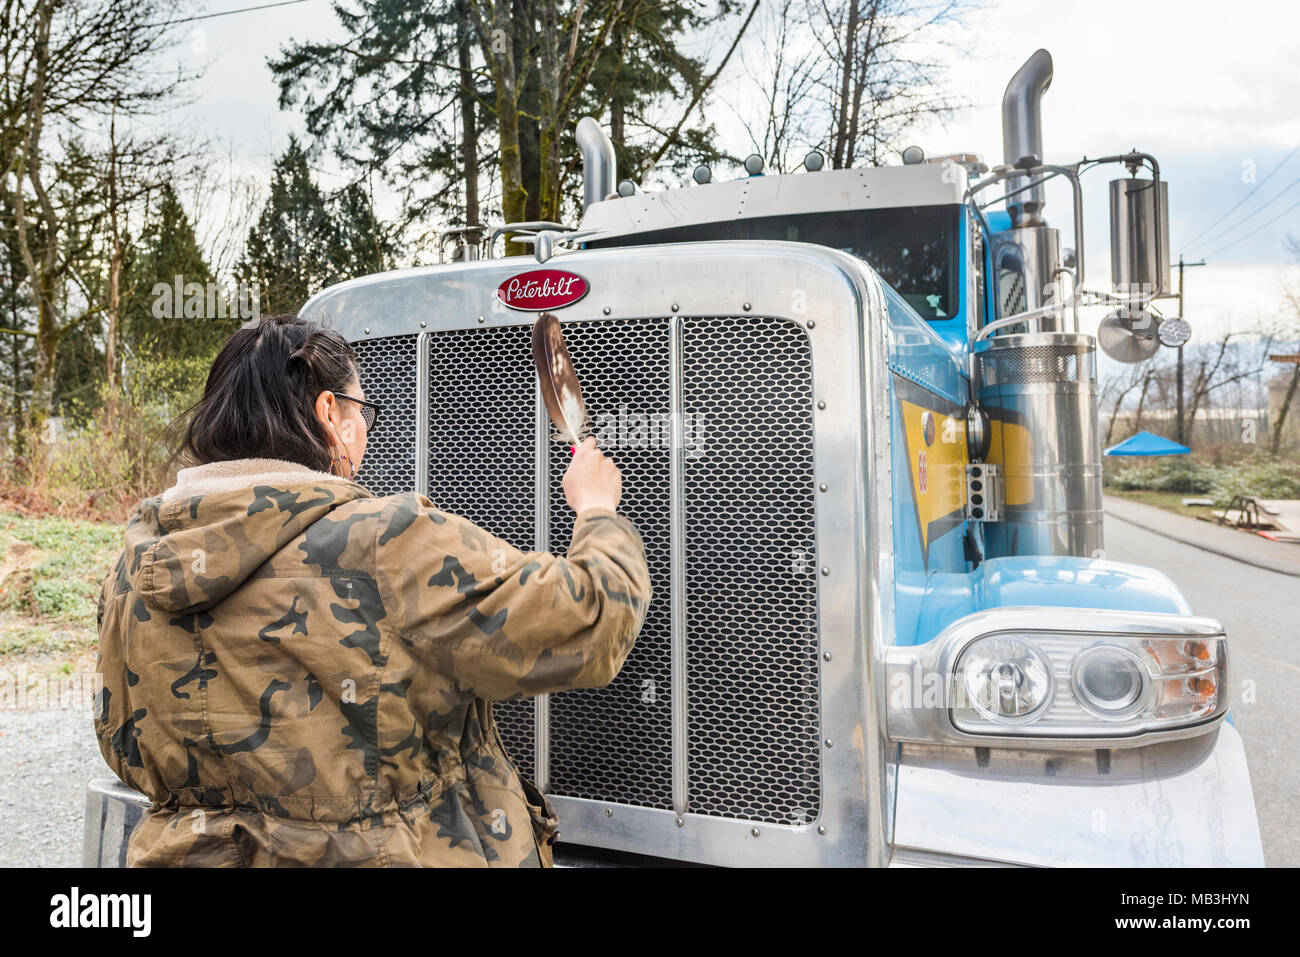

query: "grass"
left=0, top=510, right=123, bottom=677
left=1106, top=488, right=1219, bottom=520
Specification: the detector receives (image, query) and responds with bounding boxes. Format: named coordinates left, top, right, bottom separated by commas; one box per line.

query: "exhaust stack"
left=1001, top=49, right=1053, bottom=227
left=576, top=116, right=616, bottom=209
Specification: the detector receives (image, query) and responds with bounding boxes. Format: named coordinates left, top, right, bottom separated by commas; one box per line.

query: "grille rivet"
left=363, top=327, right=370, bottom=334
left=419, top=320, right=427, bottom=328
left=751, top=827, right=760, bottom=837
left=671, top=303, right=679, bottom=312
left=817, top=400, right=826, bottom=410
left=825, top=738, right=833, bottom=748
left=807, top=320, right=816, bottom=329
left=817, top=826, right=827, bottom=835
left=603, top=306, right=611, bottom=315
left=675, top=817, right=684, bottom=827
left=819, top=483, right=828, bottom=492
left=604, top=808, right=613, bottom=817
left=820, top=567, right=829, bottom=576
left=742, top=302, right=752, bottom=311
left=823, top=651, right=831, bottom=661
left=477, top=315, right=485, bottom=323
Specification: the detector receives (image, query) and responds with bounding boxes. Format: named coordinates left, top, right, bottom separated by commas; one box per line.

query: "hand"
left=563, top=436, right=622, bottom=515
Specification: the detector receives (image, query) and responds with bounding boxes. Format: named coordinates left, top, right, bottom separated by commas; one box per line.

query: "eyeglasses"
left=336, top=393, right=383, bottom=431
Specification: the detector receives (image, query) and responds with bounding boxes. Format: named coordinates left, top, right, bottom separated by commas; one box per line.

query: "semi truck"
left=85, top=49, right=1265, bottom=867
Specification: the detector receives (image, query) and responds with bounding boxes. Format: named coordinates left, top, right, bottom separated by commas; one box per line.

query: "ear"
left=314, top=389, right=339, bottom=433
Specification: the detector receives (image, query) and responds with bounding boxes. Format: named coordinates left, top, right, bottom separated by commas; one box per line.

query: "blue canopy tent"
left=1104, top=430, right=1193, bottom=495
left=1103, top=430, right=1190, bottom=457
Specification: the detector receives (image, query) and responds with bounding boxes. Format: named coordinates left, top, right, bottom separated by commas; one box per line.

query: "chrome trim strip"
left=888, top=847, right=1025, bottom=868
left=669, top=314, right=688, bottom=815
left=535, top=378, right=551, bottom=789
left=546, top=795, right=860, bottom=867
left=861, top=269, right=894, bottom=868
left=415, top=331, right=430, bottom=496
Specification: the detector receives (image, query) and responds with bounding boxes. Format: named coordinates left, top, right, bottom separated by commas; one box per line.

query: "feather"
left=530, top=312, right=588, bottom=445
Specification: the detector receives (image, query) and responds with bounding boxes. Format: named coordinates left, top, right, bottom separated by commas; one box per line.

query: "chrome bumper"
left=83, top=778, right=148, bottom=867
left=888, top=723, right=1265, bottom=867
left=83, top=723, right=1264, bottom=868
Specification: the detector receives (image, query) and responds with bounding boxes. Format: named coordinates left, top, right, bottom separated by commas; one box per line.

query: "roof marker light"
left=743, top=154, right=764, bottom=176
left=902, top=145, right=925, bottom=165
left=616, top=179, right=638, bottom=197
left=692, top=165, right=711, bottom=184
left=804, top=150, right=825, bottom=172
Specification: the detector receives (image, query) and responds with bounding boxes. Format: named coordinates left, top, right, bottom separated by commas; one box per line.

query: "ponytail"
left=165, top=314, right=360, bottom=473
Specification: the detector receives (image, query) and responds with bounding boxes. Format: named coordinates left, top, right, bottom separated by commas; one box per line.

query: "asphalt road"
left=1103, top=511, right=1300, bottom=867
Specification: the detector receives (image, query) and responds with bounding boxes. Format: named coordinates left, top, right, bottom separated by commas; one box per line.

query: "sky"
left=149, top=0, right=1300, bottom=342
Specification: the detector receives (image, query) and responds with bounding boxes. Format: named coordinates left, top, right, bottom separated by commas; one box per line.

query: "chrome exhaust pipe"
left=576, top=116, right=616, bottom=209
left=1002, top=49, right=1053, bottom=227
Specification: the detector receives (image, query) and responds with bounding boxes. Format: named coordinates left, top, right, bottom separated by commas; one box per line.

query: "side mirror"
left=1098, top=309, right=1160, bottom=363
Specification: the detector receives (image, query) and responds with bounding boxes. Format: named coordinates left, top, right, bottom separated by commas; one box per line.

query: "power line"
left=148, top=0, right=315, bottom=28
left=1187, top=173, right=1300, bottom=251
left=1180, top=145, right=1298, bottom=251
left=1202, top=195, right=1300, bottom=258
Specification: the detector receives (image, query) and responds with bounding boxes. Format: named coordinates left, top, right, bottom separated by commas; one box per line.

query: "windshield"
left=587, top=204, right=960, bottom=320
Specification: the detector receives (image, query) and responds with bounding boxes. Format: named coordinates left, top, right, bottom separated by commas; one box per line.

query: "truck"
left=84, top=49, right=1265, bottom=867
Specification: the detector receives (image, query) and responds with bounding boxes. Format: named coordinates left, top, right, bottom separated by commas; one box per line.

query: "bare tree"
left=733, top=0, right=824, bottom=173
left=1101, top=360, right=1152, bottom=447
left=1270, top=238, right=1300, bottom=456
left=0, top=0, right=193, bottom=414
left=813, top=0, right=968, bottom=168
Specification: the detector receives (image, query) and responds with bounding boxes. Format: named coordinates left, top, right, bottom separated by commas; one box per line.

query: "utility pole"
left=1174, top=256, right=1207, bottom=445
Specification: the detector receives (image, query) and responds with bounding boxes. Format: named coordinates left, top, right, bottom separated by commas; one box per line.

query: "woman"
left=93, top=313, right=651, bottom=867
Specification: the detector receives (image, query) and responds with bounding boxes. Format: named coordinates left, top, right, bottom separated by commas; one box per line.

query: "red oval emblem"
left=497, top=269, right=589, bottom=311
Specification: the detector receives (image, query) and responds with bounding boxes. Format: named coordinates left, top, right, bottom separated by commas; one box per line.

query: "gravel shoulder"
left=0, top=705, right=114, bottom=867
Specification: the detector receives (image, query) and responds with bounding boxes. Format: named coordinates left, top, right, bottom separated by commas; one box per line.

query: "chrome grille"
left=682, top=316, right=821, bottom=823
left=547, top=318, right=674, bottom=809
left=424, top=327, right=535, bottom=550
left=349, top=315, right=822, bottom=825
left=353, top=335, right=419, bottom=496
left=423, top=327, right=538, bottom=777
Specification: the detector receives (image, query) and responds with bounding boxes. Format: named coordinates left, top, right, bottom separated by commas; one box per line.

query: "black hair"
left=165, top=314, right=361, bottom=473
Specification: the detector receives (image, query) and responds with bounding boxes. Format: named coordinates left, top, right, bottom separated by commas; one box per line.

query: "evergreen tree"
left=124, top=183, right=228, bottom=365
left=236, top=137, right=333, bottom=314
left=237, top=138, right=396, bottom=313
left=270, top=0, right=748, bottom=247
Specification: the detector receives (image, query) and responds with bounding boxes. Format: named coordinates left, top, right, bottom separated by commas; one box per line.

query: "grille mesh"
left=353, top=335, right=419, bottom=496
left=979, top=342, right=1096, bottom=387
left=547, top=318, right=674, bottom=808
left=423, top=327, right=538, bottom=778
left=348, top=316, right=822, bottom=823
left=682, top=316, right=821, bottom=823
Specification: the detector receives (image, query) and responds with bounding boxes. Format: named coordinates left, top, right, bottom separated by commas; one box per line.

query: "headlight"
left=957, top=636, right=1054, bottom=726
left=1071, top=644, right=1149, bottom=718
left=953, top=632, right=1225, bottom=737
left=884, top=609, right=1230, bottom=747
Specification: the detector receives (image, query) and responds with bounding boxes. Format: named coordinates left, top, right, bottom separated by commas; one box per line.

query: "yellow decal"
left=900, top=400, right=968, bottom=548
left=985, top=418, right=1034, bottom=506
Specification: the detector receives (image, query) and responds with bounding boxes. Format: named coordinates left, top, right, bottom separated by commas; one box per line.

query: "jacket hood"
left=124, top=459, right=373, bottom=613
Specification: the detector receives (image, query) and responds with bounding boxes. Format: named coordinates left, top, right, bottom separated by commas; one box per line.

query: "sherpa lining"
left=159, top=457, right=349, bottom=502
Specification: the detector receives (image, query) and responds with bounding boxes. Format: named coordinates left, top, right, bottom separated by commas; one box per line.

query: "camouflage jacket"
left=94, top=458, right=651, bottom=867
